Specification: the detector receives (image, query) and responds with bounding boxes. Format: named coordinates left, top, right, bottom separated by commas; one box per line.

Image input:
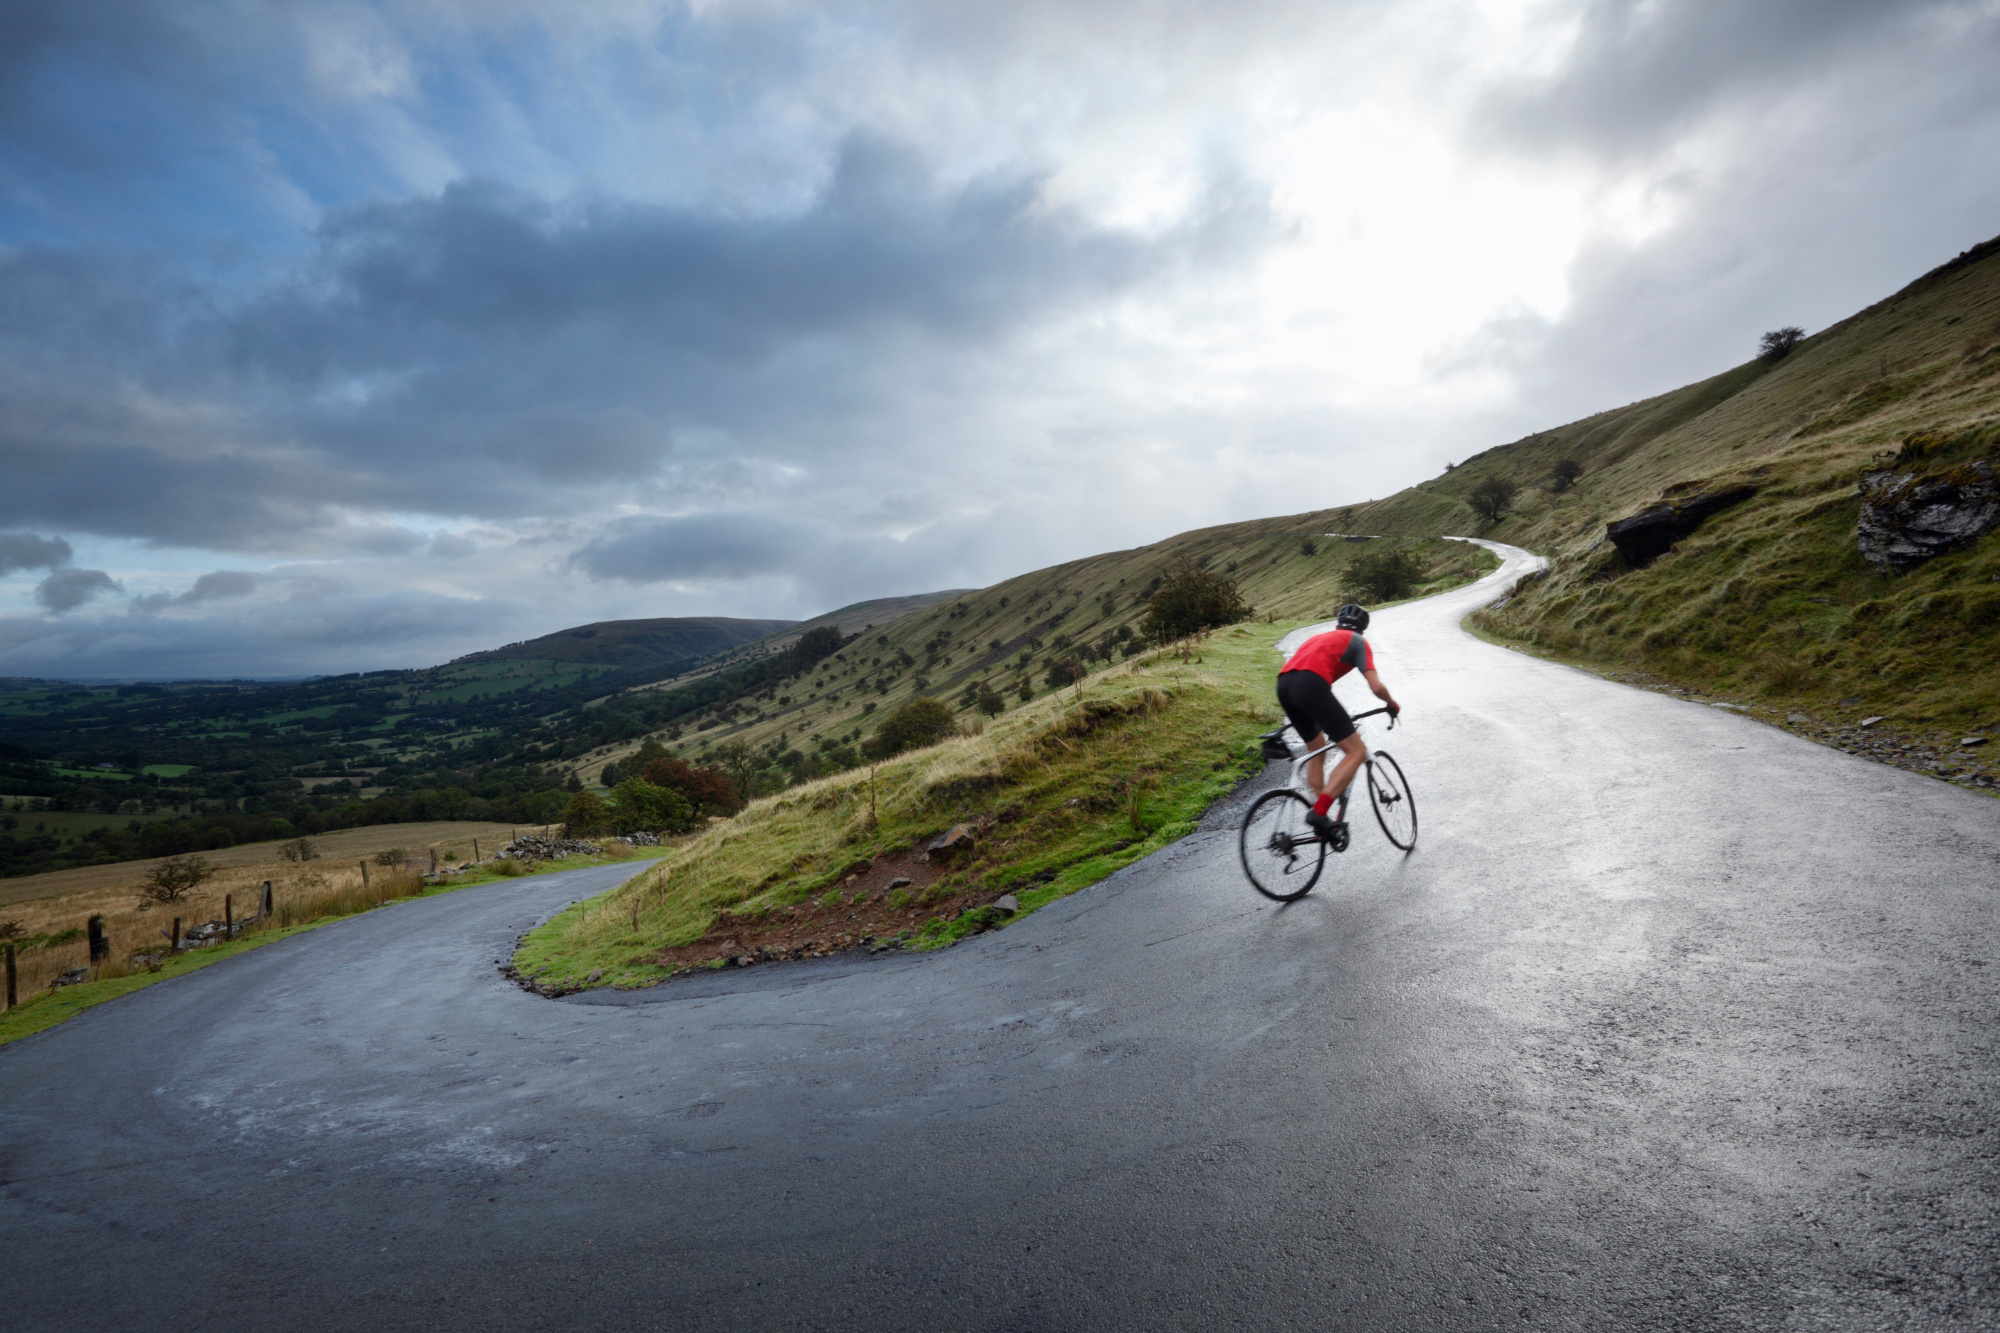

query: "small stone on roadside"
left=1786, top=712, right=1810, bottom=724
left=991, top=894, right=1019, bottom=915
left=587, top=970, right=602, bottom=983
left=1962, top=736, right=1988, bottom=747
left=889, top=876, right=913, bottom=890
left=1860, top=716, right=1886, bottom=728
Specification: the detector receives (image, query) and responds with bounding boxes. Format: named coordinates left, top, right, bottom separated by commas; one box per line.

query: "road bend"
left=2, top=541, right=1995, bottom=1331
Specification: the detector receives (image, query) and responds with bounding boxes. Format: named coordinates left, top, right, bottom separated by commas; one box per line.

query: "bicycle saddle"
left=1258, top=729, right=1294, bottom=761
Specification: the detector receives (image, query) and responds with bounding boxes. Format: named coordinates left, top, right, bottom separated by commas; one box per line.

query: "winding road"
left=3, top=543, right=1996, bottom=1331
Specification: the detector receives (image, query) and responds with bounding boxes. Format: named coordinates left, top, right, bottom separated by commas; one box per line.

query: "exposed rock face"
left=1857, top=460, right=2000, bottom=571
left=1605, top=486, right=1757, bottom=566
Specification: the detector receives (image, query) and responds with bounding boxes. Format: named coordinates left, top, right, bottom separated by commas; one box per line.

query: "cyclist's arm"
left=1361, top=669, right=1400, bottom=715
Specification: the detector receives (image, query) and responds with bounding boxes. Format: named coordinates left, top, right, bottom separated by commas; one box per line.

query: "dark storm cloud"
left=1484, top=0, right=1998, bottom=159
left=0, top=533, right=71, bottom=574
left=34, top=568, right=119, bottom=613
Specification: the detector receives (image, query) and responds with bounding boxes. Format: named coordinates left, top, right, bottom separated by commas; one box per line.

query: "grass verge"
left=513, top=625, right=1304, bottom=994
left=0, top=843, right=670, bottom=1048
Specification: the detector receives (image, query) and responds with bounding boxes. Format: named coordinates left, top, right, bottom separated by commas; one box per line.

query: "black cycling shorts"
left=1277, top=670, right=1354, bottom=747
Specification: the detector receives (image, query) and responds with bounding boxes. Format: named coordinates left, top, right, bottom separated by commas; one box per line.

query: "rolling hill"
left=453, top=616, right=793, bottom=669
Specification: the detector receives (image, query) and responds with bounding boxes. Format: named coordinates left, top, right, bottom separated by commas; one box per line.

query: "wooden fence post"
left=360, top=860, right=370, bottom=888
left=87, top=915, right=107, bottom=963
left=170, top=917, right=181, bottom=953
left=261, top=880, right=274, bottom=917
left=473, top=838, right=480, bottom=862
left=429, top=847, right=438, bottom=873
left=224, top=894, right=233, bottom=938
left=4, top=944, right=15, bottom=1010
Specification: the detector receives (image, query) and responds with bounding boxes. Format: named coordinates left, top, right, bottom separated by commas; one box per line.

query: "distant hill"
left=759, top=591, right=975, bottom=649
left=453, top=617, right=795, bottom=669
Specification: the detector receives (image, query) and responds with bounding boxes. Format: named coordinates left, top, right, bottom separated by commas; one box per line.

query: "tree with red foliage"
left=641, top=756, right=743, bottom=816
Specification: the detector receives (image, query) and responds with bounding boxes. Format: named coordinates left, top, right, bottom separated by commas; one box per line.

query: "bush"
left=1348, top=545, right=1426, bottom=602
left=280, top=837, right=320, bottom=862
left=137, top=854, right=212, bottom=910
left=1140, top=558, right=1251, bottom=644
left=1759, top=326, right=1805, bottom=361
left=1550, top=458, right=1583, bottom=493
left=1045, top=655, right=1087, bottom=689
left=373, top=847, right=406, bottom=867
left=975, top=686, right=1006, bottom=717
left=864, top=697, right=958, bottom=760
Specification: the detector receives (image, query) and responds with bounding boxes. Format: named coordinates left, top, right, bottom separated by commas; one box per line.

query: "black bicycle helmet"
left=1334, top=603, right=1370, bottom=632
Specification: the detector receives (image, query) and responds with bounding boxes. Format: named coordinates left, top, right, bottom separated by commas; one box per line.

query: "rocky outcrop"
left=1858, top=460, right=2000, bottom=571
left=1605, top=486, right=1757, bottom=566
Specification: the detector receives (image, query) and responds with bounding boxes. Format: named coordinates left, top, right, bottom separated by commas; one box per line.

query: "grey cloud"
left=573, top=513, right=817, bottom=583
left=0, top=141, right=1274, bottom=553
left=35, top=567, right=120, bottom=612
left=1483, top=1, right=1997, bottom=160
left=131, top=569, right=262, bottom=614
left=0, top=532, right=72, bottom=574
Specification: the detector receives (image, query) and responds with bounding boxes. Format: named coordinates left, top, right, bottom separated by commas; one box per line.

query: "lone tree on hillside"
left=1141, top=558, right=1251, bottom=644
left=1348, top=544, right=1427, bottom=603
left=1759, top=326, right=1805, bottom=362
left=864, top=696, right=957, bottom=761
left=1467, top=475, right=1519, bottom=524
left=1549, top=458, right=1583, bottom=493
left=137, top=854, right=212, bottom=910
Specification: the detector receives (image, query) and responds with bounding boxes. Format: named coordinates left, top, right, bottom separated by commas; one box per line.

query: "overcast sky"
left=2, top=0, right=1997, bottom=678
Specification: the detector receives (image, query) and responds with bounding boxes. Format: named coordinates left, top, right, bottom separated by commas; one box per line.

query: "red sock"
left=1312, top=793, right=1334, bottom=816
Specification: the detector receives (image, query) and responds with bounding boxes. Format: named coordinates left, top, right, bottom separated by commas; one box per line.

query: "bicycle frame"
left=1280, top=705, right=1395, bottom=804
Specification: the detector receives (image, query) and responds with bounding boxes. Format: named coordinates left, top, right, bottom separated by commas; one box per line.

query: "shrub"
left=1141, top=558, right=1250, bottom=643
left=1759, top=326, right=1805, bottom=361
left=137, top=854, right=212, bottom=910
left=1300, top=538, right=1319, bottom=557
left=1348, top=545, right=1426, bottom=602
left=373, top=848, right=406, bottom=866
left=1045, top=655, right=1087, bottom=689
left=865, top=697, right=958, bottom=760
left=975, top=686, right=1006, bottom=717
left=1467, top=476, right=1518, bottom=523
left=1550, top=458, right=1583, bottom=492
left=280, top=837, right=319, bottom=862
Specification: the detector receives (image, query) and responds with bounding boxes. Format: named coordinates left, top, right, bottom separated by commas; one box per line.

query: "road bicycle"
left=1239, top=707, right=1417, bottom=901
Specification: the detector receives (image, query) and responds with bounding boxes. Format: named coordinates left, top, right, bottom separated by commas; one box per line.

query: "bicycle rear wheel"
left=1239, top=789, right=1327, bottom=901
left=1366, top=752, right=1417, bottom=851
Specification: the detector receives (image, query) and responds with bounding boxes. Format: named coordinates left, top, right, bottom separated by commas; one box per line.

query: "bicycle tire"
left=1366, top=751, right=1418, bottom=851
left=1239, top=788, right=1327, bottom=901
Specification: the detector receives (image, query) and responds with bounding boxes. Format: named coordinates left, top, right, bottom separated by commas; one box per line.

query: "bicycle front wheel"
left=1366, top=752, right=1418, bottom=851
left=1239, top=789, right=1326, bottom=901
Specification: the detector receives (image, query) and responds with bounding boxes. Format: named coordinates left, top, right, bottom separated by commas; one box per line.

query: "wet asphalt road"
left=3, top=543, right=1997, bottom=1331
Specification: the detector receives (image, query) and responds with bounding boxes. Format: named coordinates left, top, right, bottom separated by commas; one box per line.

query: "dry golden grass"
left=0, top=820, right=526, bottom=998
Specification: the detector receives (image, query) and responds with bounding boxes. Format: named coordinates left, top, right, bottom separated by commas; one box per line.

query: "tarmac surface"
left=3, top=542, right=1996, bottom=1331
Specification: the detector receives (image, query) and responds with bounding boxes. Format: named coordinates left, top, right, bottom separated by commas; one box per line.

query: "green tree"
left=1550, top=458, right=1583, bottom=493
left=1348, top=544, right=1426, bottom=602
left=1140, top=558, right=1250, bottom=644
left=1466, top=476, right=1518, bottom=524
left=137, top=854, right=212, bottom=910
left=562, top=790, right=609, bottom=836
left=1759, top=326, right=1805, bottom=361
left=609, top=778, right=694, bottom=834
left=1045, top=655, right=1086, bottom=689
left=641, top=756, right=743, bottom=816
left=864, top=697, right=958, bottom=760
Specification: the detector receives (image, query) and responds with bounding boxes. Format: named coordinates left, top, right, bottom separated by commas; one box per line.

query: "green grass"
left=140, top=764, right=195, bottom=778
left=0, top=843, right=672, bottom=1048
left=514, top=624, right=1308, bottom=992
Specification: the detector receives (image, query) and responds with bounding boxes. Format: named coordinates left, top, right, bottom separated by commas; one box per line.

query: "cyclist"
left=1276, top=603, right=1401, bottom=839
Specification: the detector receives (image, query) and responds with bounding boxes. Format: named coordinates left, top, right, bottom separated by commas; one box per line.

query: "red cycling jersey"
left=1279, top=628, right=1374, bottom=684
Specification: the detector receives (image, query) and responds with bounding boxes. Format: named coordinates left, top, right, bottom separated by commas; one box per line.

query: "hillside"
left=452, top=616, right=793, bottom=668
left=1329, top=233, right=2000, bottom=793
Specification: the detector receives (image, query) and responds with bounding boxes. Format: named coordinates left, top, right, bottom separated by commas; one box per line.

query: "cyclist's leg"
left=1321, top=732, right=1368, bottom=803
